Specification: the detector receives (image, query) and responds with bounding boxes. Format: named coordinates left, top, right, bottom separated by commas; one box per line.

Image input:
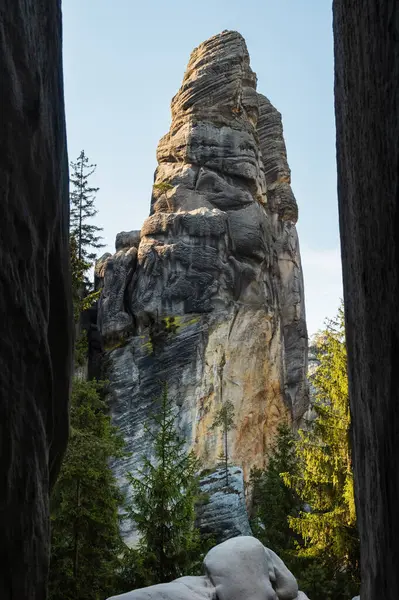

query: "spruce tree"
left=210, top=400, right=236, bottom=485
left=249, top=425, right=350, bottom=600
left=69, top=150, right=104, bottom=263
left=70, top=235, right=90, bottom=324
left=250, top=423, right=301, bottom=557
left=69, top=235, right=100, bottom=366
left=126, top=384, right=203, bottom=585
left=49, top=379, right=127, bottom=600
left=282, top=304, right=360, bottom=595
left=69, top=151, right=104, bottom=363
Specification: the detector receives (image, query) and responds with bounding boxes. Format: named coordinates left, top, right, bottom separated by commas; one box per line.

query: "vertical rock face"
left=197, top=467, right=252, bottom=543
left=0, top=1, right=72, bottom=598
left=257, top=94, right=308, bottom=421
left=333, top=1, right=399, bottom=598
left=97, top=31, right=308, bottom=544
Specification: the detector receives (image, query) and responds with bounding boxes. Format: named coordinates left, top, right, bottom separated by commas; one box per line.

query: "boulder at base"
left=107, top=536, right=310, bottom=600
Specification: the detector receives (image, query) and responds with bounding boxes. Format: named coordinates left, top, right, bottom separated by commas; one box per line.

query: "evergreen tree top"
left=69, top=149, right=104, bottom=264
left=126, top=384, right=205, bottom=585
left=210, top=400, right=236, bottom=432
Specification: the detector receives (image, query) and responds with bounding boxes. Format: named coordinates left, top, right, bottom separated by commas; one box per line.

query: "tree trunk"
left=225, top=429, right=228, bottom=486
left=78, top=156, right=83, bottom=260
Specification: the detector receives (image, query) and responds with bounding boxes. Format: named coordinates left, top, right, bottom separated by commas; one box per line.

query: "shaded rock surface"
left=333, top=1, right=399, bottom=598
left=0, top=1, right=72, bottom=598
left=109, top=577, right=216, bottom=600
left=299, top=343, right=320, bottom=429
left=97, top=30, right=308, bottom=544
left=107, top=536, right=309, bottom=600
left=197, top=467, right=252, bottom=543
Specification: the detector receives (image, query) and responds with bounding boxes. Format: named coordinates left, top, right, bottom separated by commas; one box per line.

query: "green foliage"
left=295, top=558, right=359, bottom=600
left=69, top=151, right=103, bottom=364
left=153, top=181, right=173, bottom=194
left=211, top=400, right=235, bottom=431
left=104, top=337, right=129, bottom=353
left=162, top=316, right=179, bottom=334
left=70, top=235, right=90, bottom=323
left=210, top=400, right=236, bottom=485
left=49, top=379, right=127, bottom=600
left=250, top=423, right=301, bottom=557
left=115, top=546, right=152, bottom=593
left=126, top=384, right=206, bottom=585
left=82, top=289, right=101, bottom=311
left=70, top=235, right=99, bottom=369
left=74, top=331, right=89, bottom=367
left=250, top=305, right=360, bottom=599
left=282, top=303, right=360, bottom=597
left=70, top=234, right=100, bottom=323
left=70, top=150, right=105, bottom=264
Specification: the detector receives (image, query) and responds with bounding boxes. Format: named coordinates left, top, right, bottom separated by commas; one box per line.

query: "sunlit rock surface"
left=97, top=30, right=308, bottom=544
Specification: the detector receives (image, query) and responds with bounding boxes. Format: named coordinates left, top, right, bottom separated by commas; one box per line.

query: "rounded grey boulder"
left=107, top=536, right=310, bottom=600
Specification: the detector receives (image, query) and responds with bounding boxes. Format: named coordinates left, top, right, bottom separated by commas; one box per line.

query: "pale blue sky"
left=63, top=0, right=342, bottom=336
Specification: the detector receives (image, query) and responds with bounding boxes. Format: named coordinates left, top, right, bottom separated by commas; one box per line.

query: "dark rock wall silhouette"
left=0, top=1, right=72, bottom=598
left=333, top=1, right=399, bottom=597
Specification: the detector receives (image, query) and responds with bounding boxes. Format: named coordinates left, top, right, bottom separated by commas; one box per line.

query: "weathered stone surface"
left=97, top=248, right=137, bottom=339
left=265, top=548, right=298, bottom=600
left=204, top=537, right=278, bottom=600
left=107, top=537, right=308, bottom=600
left=98, top=30, right=308, bottom=543
left=299, top=341, right=320, bottom=429
left=108, top=577, right=216, bottom=600
left=104, top=307, right=290, bottom=545
left=257, top=95, right=297, bottom=221
left=257, top=94, right=308, bottom=423
left=0, top=1, right=72, bottom=598
left=115, top=230, right=141, bottom=252
left=333, top=1, right=399, bottom=598
left=197, top=467, right=252, bottom=543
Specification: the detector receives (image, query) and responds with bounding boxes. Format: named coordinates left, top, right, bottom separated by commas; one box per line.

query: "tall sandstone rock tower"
left=96, top=31, right=308, bottom=539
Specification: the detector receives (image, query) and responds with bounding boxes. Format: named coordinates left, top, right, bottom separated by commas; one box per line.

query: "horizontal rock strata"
left=97, top=30, right=308, bottom=544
